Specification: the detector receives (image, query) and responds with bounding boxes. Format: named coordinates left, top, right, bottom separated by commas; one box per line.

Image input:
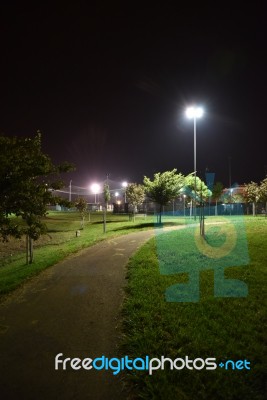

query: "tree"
left=243, top=181, right=259, bottom=216
left=143, top=169, right=184, bottom=224
left=212, top=182, right=224, bottom=216
left=103, top=183, right=111, bottom=233
left=259, top=178, right=267, bottom=213
left=182, top=175, right=210, bottom=218
left=184, top=175, right=210, bottom=200
left=126, top=183, right=145, bottom=221
left=75, top=197, right=87, bottom=229
left=0, top=132, right=74, bottom=263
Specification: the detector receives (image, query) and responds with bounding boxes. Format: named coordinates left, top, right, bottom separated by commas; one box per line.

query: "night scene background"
left=0, top=3, right=266, bottom=188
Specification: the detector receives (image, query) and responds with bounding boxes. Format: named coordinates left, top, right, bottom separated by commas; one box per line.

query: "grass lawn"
left=121, top=216, right=267, bottom=400
left=0, top=211, right=147, bottom=295
left=0, top=211, right=183, bottom=296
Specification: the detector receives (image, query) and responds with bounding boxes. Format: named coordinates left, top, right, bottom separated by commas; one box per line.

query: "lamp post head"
left=185, top=106, right=204, bottom=119
left=91, top=183, right=100, bottom=194
left=122, top=181, right=128, bottom=188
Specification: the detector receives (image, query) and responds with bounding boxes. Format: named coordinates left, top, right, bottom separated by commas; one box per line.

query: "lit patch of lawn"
left=0, top=212, right=185, bottom=296
left=121, top=217, right=267, bottom=400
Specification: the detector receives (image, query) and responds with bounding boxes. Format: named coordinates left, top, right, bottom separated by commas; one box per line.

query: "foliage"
left=212, top=181, right=224, bottom=201
left=183, top=174, right=210, bottom=200
left=243, top=181, right=260, bottom=216
left=103, top=183, right=111, bottom=205
left=232, top=193, right=245, bottom=203
left=0, top=132, right=74, bottom=263
left=126, top=183, right=145, bottom=213
left=75, top=197, right=87, bottom=228
left=144, top=169, right=184, bottom=223
left=243, top=181, right=260, bottom=203
left=259, top=178, right=267, bottom=205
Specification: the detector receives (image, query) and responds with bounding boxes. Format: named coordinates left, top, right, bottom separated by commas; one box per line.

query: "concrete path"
left=0, top=230, right=155, bottom=400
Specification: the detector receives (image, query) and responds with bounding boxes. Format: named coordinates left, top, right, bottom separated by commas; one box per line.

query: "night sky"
left=1, top=3, right=266, bottom=188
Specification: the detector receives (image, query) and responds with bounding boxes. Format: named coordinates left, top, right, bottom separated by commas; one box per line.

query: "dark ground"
left=0, top=230, right=154, bottom=400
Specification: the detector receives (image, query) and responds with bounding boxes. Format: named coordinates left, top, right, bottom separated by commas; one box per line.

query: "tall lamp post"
left=69, top=180, right=72, bottom=202
left=185, top=106, right=204, bottom=220
left=122, top=181, right=128, bottom=203
left=91, top=183, right=100, bottom=204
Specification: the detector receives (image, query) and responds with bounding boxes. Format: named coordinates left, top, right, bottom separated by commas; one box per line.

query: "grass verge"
left=121, top=216, right=267, bottom=400
left=0, top=212, right=184, bottom=296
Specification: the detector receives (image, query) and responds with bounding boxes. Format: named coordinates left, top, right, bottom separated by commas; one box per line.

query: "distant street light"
left=183, top=194, right=186, bottom=217
left=91, top=183, right=101, bottom=204
left=122, top=181, right=128, bottom=203
left=185, top=106, right=204, bottom=220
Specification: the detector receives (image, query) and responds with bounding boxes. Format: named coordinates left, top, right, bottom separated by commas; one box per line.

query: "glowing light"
left=91, top=183, right=100, bottom=194
left=185, top=106, right=204, bottom=119
left=122, top=181, right=128, bottom=188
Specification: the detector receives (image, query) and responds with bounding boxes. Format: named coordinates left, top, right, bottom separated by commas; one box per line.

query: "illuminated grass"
left=121, top=217, right=267, bottom=400
left=0, top=212, right=185, bottom=296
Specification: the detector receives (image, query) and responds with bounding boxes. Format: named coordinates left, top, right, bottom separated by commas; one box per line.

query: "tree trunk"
left=252, top=202, right=255, bottom=216
left=80, top=216, right=85, bottom=229
left=29, top=237, right=34, bottom=264
left=26, top=234, right=29, bottom=265
left=26, top=235, right=34, bottom=264
left=103, top=208, right=107, bottom=233
left=159, top=205, right=162, bottom=224
left=215, top=200, right=218, bottom=216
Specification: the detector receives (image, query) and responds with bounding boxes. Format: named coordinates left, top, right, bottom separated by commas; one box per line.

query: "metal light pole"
left=91, top=183, right=100, bottom=205
left=69, top=180, right=72, bottom=202
left=122, top=181, right=128, bottom=203
left=185, top=106, right=204, bottom=220
left=194, top=115, right=197, bottom=220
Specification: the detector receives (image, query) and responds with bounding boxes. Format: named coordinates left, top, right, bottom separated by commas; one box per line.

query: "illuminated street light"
left=114, top=192, right=120, bottom=205
left=185, top=106, right=204, bottom=119
left=91, top=183, right=100, bottom=203
left=185, top=106, right=204, bottom=220
left=122, top=181, right=128, bottom=203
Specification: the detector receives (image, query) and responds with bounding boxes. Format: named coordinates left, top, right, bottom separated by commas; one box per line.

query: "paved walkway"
left=0, top=230, right=155, bottom=400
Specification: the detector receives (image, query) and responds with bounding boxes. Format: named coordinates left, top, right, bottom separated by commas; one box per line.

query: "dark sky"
left=0, top=3, right=266, bottom=187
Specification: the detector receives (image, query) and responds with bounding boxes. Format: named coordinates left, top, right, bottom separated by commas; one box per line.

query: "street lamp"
left=69, top=180, right=72, bottom=202
left=122, top=181, right=128, bottom=203
left=185, top=106, right=204, bottom=220
left=91, top=183, right=100, bottom=204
